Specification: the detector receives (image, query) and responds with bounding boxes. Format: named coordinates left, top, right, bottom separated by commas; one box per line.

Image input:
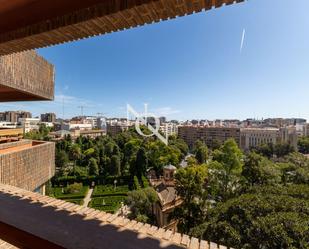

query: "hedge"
left=52, top=175, right=131, bottom=187
left=92, top=185, right=129, bottom=197
left=49, top=186, right=89, bottom=199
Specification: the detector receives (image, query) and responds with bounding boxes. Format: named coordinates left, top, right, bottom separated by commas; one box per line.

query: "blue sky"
left=2, top=0, right=309, bottom=121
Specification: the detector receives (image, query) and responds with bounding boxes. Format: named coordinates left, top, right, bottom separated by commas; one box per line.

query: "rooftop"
left=164, top=164, right=177, bottom=171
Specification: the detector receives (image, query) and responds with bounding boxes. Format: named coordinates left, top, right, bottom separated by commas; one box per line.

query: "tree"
left=279, top=152, right=309, bottom=184
left=88, top=158, right=99, bottom=176
left=173, top=165, right=208, bottom=233
left=187, top=156, right=198, bottom=167
left=256, top=142, right=295, bottom=158
left=195, top=143, right=208, bottom=164
left=84, top=148, right=95, bottom=157
left=134, top=147, right=148, bottom=179
left=65, top=183, right=83, bottom=194
left=169, top=137, right=189, bottom=157
left=69, top=144, right=81, bottom=165
left=255, top=143, right=274, bottom=158
left=211, top=139, right=243, bottom=200
left=242, top=152, right=281, bottom=186
left=124, top=139, right=141, bottom=173
left=126, top=187, right=158, bottom=222
left=274, top=142, right=295, bottom=158
left=110, top=155, right=121, bottom=176
left=133, top=176, right=141, bottom=190
left=55, top=150, right=69, bottom=169
left=298, top=136, right=309, bottom=154
left=190, top=185, right=309, bottom=249
left=141, top=175, right=149, bottom=188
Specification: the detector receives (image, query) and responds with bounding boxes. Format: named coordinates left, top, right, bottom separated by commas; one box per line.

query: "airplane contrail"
left=240, top=28, right=246, bottom=53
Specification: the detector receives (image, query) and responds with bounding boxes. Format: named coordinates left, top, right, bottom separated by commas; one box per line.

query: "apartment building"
left=0, top=111, right=32, bottom=123
left=97, top=117, right=107, bottom=129
left=106, top=123, right=130, bottom=137
left=240, top=127, right=298, bottom=151
left=178, top=126, right=241, bottom=148
left=304, top=124, right=309, bottom=137
left=85, top=116, right=98, bottom=128
left=240, top=128, right=280, bottom=150
left=41, top=112, right=56, bottom=123
left=280, top=126, right=298, bottom=150
left=62, top=122, right=92, bottom=131
left=18, top=118, right=40, bottom=133
left=160, top=123, right=178, bottom=137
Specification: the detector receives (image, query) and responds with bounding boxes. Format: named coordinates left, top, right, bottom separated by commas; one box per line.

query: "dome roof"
left=163, top=164, right=176, bottom=170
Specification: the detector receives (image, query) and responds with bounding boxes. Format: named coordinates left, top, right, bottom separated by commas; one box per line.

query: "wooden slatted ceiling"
left=0, top=0, right=245, bottom=56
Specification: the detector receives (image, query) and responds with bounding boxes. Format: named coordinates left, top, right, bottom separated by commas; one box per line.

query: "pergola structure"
left=0, top=0, right=245, bottom=248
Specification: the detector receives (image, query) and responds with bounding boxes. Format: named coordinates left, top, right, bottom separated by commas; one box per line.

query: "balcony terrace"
left=0, top=183, right=233, bottom=249
left=0, top=0, right=244, bottom=248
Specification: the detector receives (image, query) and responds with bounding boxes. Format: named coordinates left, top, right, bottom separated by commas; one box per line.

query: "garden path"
left=82, top=188, right=93, bottom=207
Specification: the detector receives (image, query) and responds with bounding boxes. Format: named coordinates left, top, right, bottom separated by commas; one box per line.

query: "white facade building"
left=240, top=127, right=298, bottom=151
left=0, top=122, right=17, bottom=129
left=240, top=128, right=280, bottom=150
left=97, top=117, right=106, bottom=129
left=18, top=118, right=40, bottom=133
left=160, top=123, right=178, bottom=137
left=62, top=123, right=92, bottom=131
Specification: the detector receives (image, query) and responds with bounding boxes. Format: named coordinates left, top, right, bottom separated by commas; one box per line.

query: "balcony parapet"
left=0, top=183, right=233, bottom=249
left=0, top=50, right=54, bottom=101
left=0, top=140, right=55, bottom=191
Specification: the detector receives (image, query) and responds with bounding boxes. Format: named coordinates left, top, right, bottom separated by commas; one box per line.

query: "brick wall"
left=0, top=50, right=54, bottom=101
left=0, top=140, right=55, bottom=191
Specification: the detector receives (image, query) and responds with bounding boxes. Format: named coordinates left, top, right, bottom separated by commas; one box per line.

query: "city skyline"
left=0, top=109, right=307, bottom=124
left=1, top=0, right=309, bottom=120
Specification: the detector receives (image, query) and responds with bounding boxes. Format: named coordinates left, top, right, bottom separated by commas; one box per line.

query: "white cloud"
left=54, top=94, right=95, bottom=107
left=152, top=106, right=181, bottom=116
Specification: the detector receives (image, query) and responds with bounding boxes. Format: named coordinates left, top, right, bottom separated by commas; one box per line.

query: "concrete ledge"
left=0, top=184, right=233, bottom=249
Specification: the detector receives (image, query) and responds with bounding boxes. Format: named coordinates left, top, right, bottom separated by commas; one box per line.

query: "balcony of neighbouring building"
left=0, top=50, right=54, bottom=101
left=0, top=139, right=55, bottom=192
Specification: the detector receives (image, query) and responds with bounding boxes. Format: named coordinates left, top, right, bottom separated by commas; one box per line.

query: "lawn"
left=50, top=185, right=89, bottom=199
left=92, top=184, right=129, bottom=197
left=90, top=184, right=129, bottom=213
left=89, top=196, right=126, bottom=213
